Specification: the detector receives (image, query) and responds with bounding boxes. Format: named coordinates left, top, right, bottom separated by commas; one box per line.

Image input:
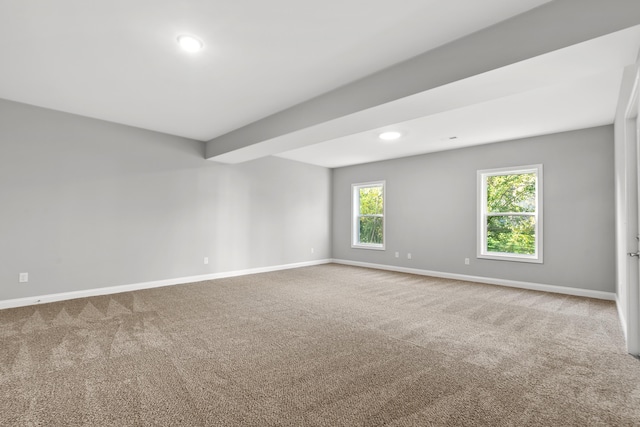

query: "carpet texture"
left=1, top=264, right=639, bottom=426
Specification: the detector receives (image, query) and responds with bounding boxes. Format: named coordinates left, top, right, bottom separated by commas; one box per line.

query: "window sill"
left=352, top=244, right=385, bottom=251
left=477, top=253, right=542, bottom=264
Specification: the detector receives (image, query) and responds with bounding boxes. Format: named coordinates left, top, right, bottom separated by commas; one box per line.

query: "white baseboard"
left=2, top=258, right=615, bottom=310
left=331, top=259, right=616, bottom=301
left=0, top=259, right=332, bottom=310
left=616, top=295, right=628, bottom=341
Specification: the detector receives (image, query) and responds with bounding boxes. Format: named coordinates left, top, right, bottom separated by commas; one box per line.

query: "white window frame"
left=477, top=165, right=543, bottom=263
left=352, top=181, right=386, bottom=250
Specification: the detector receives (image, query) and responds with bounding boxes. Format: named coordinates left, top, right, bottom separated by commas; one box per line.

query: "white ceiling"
left=2, top=0, right=637, bottom=170
left=277, top=26, right=640, bottom=168
left=0, top=0, right=550, bottom=141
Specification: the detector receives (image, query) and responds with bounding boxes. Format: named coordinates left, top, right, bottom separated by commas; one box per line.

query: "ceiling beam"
left=206, top=0, right=640, bottom=163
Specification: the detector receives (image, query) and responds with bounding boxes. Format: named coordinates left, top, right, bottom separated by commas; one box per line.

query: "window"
left=352, top=181, right=385, bottom=250
left=478, top=165, right=542, bottom=263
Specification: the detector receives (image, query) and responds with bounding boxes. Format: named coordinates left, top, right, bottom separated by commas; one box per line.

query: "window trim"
left=352, top=180, right=386, bottom=250
left=477, top=164, right=543, bottom=263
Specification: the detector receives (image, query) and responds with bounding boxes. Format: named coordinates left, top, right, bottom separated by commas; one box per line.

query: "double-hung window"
left=352, top=181, right=385, bottom=250
left=478, top=165, right=542, bottom=263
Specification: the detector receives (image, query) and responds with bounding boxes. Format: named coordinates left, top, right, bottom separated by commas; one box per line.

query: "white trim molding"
left=617, top=295, right=628, bottom=341
left=0, top=259, right=332, bottom=310
left=477, top=164, right=543, bottom=264
left=332, top=259, right=615, bottom=301
left=351, top=180, right=386, bottom=250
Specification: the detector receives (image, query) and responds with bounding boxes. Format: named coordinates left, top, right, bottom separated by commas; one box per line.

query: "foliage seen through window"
left=353, top=182, right=384, bottom=248
left=486, top=173, right=536, bottom=255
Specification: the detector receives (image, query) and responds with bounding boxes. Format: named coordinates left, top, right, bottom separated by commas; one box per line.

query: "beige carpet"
left=1, top=264, right=639, bottom=426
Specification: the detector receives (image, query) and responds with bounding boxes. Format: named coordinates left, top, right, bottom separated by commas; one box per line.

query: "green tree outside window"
left=486, top=173, right=536, bottom=255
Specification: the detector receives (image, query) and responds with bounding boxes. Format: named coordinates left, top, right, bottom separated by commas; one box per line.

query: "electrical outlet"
left=395, top=252, right=399, bottom=258
left=407, top=253, right=412, bottom=260
left=19, top=273, right=28, bottom=283
left=204, top=257, right=209, bottom=265
left=465, top=258, right=470, bottom=265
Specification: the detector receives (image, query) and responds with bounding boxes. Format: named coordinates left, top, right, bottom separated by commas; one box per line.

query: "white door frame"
left=622, top=65, right=640, bottom=355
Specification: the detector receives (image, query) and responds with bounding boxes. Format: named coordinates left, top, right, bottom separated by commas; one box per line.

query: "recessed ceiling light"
left=379, top=131, right=402, bottom=141
left=177, top=35, right=204, bottom=53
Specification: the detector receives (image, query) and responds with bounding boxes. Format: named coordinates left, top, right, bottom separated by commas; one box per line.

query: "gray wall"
left=332, top=126, right=615, bottom=292
left=0, top=97, right=616, bottom=300
left=0, top=99, right=331, bottom=301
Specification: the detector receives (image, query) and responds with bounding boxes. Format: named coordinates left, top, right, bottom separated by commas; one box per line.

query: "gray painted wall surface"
left=0, top=99, right=331, bottom=301
left=332, top=126, right=615, bottom=292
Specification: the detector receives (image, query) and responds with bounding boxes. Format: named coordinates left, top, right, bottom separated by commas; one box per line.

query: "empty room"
left=2, top=0, right=640, bottom=425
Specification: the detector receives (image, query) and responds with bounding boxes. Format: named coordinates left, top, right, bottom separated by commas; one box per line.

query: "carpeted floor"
left=1, top=264, right=639, bottom=426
